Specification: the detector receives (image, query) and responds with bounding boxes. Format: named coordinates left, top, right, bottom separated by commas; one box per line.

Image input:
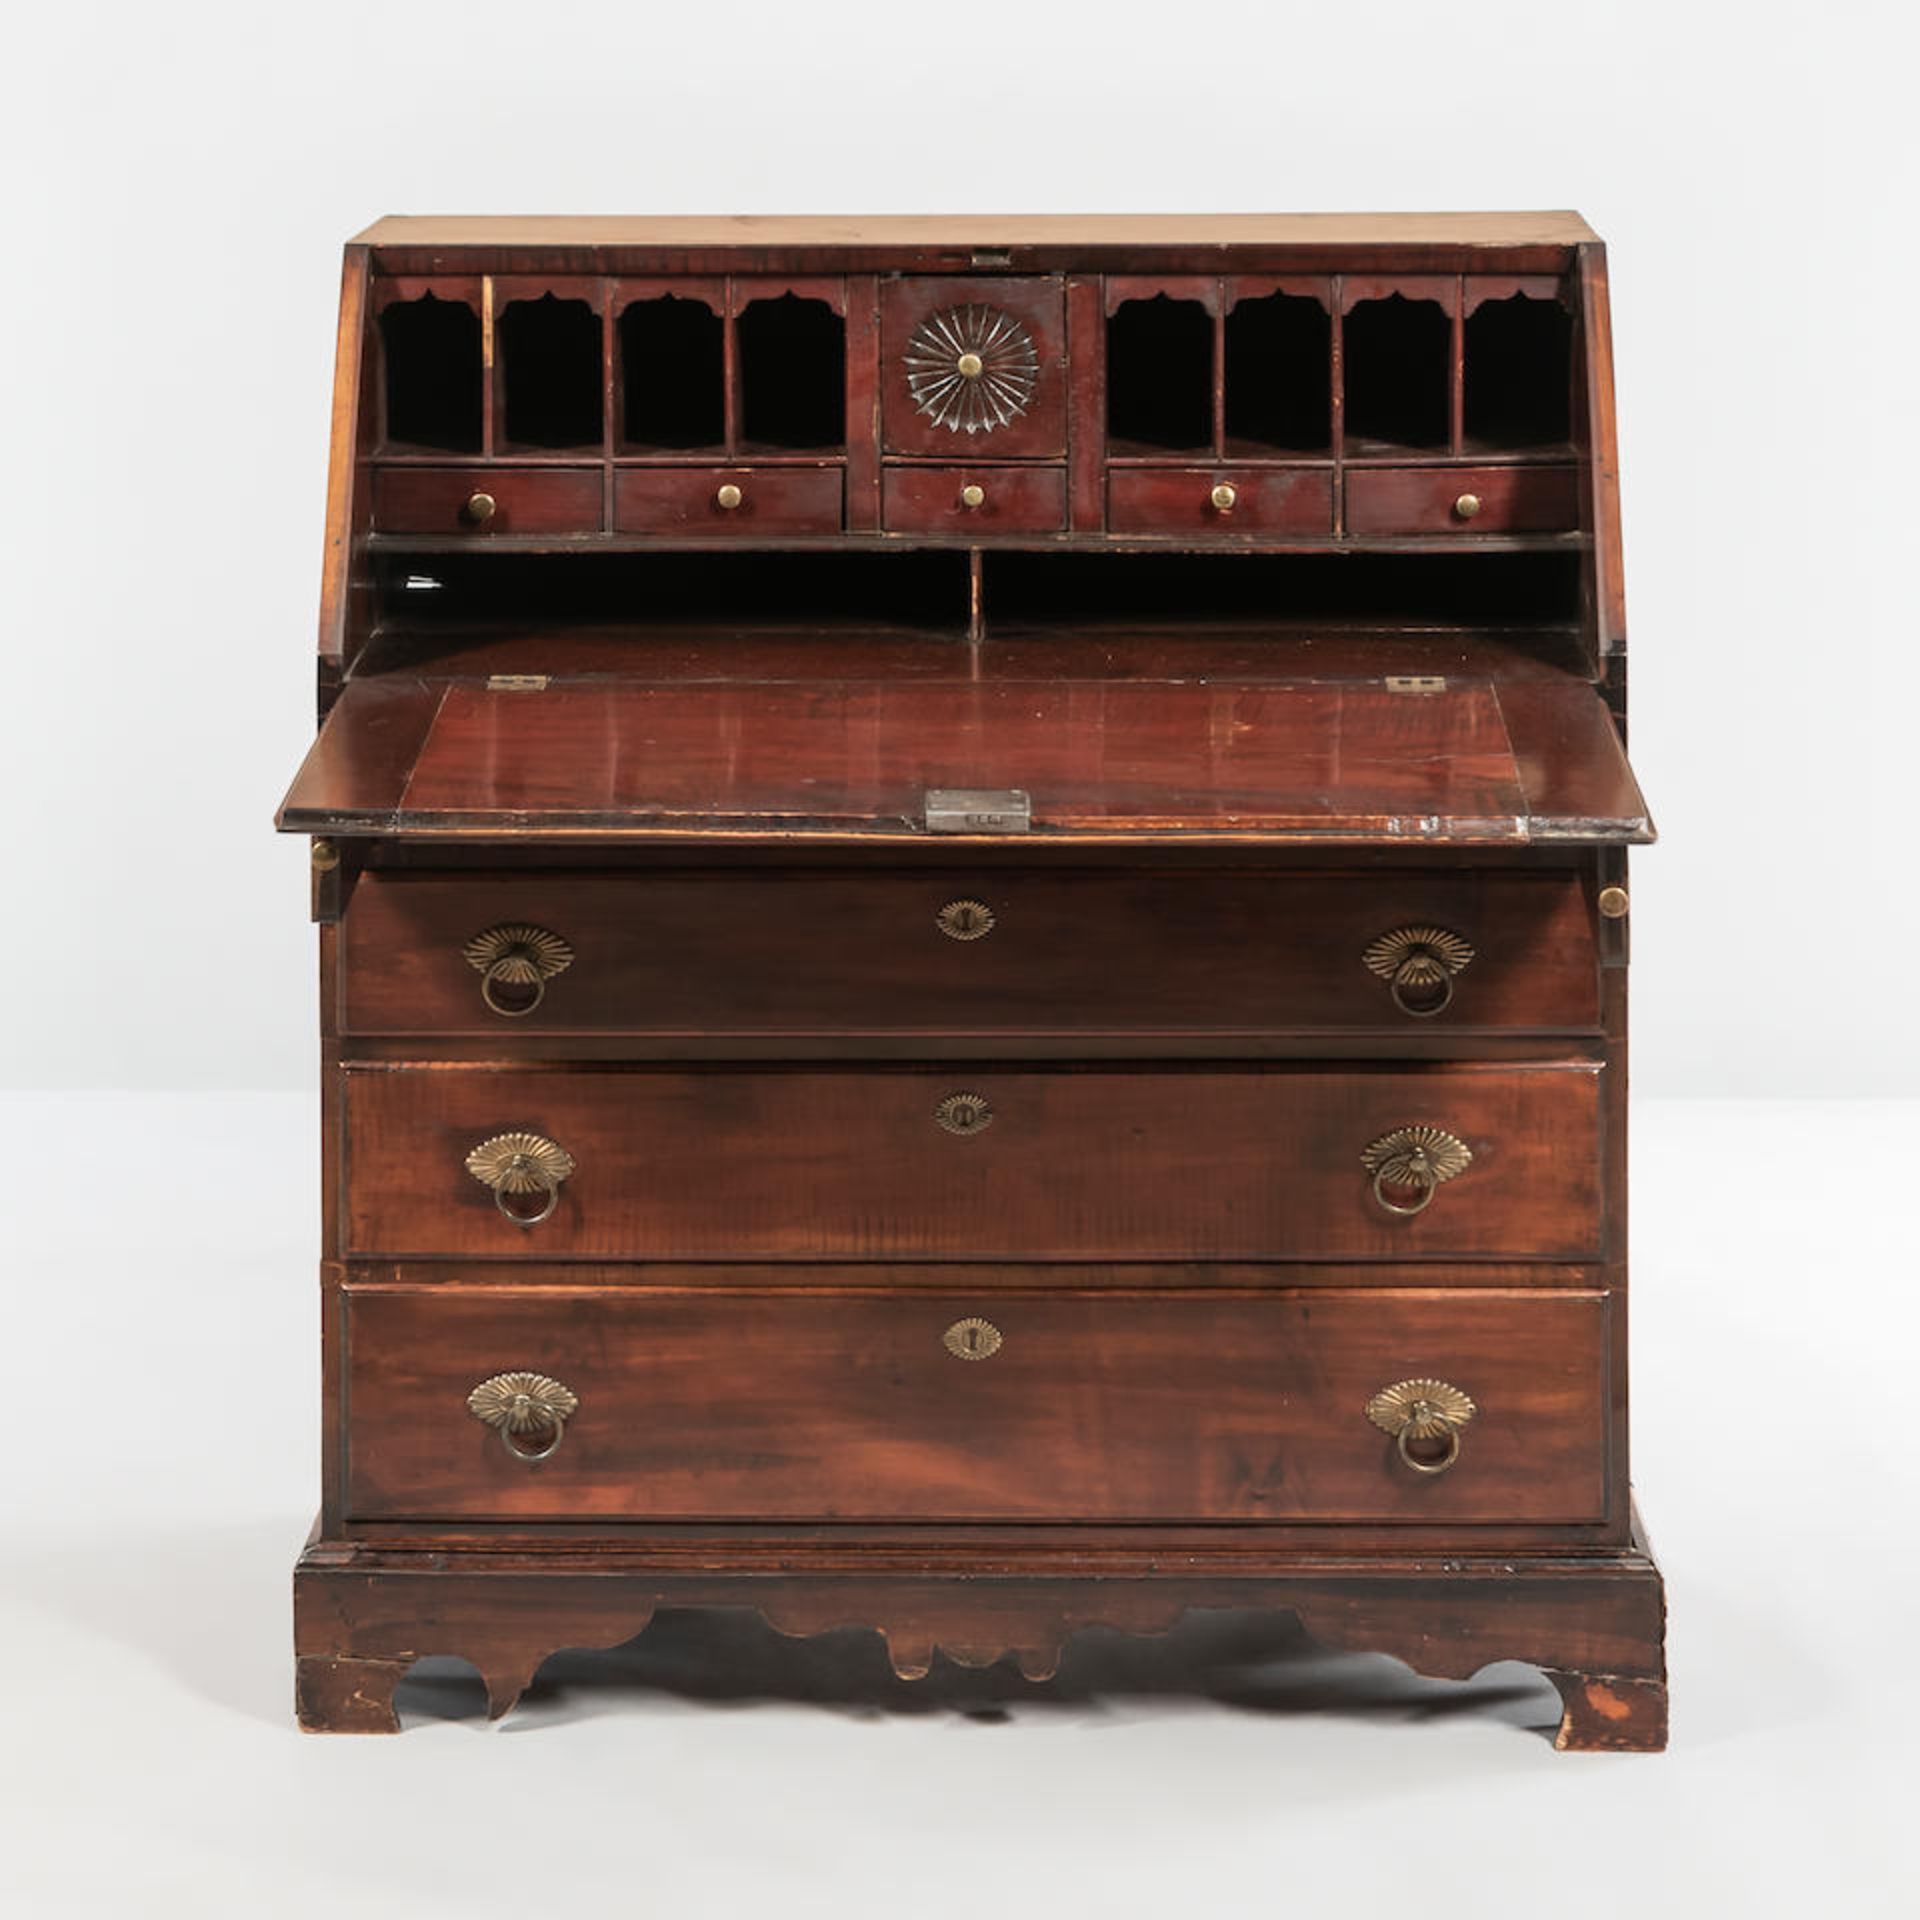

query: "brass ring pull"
left=465, top=1132, right=576, bottom=1228
left=1366, top=1378, right=1476, bottom=1475
left=463, top=923, right=574, bottom=1018
left=1361, top=926, right=1475, bottom=1019
left=1361, top=1126, right=1472, bottom=1217
left=467, top=1371, right=579, bottom=1462
left=1372, top=1163, right=1436, bottom=1215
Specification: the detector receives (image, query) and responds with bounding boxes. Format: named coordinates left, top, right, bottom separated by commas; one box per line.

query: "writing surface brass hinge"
left=486, top=674, right=549, bottom=692
left=1385, top=675, right=1447, bottom=694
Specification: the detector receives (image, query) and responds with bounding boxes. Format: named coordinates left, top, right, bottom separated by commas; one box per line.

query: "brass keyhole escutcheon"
left=936, top=898, right=995, bottom=941
left=934, top=1092, right=994, bottom=1136
left=943, top=1316, right=1003, bottom=1361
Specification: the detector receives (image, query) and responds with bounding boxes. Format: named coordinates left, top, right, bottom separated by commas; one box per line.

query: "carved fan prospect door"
left=880, top=276, right=1067, bottom=458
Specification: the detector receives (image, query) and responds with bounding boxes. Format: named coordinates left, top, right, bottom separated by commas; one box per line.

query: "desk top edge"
left=350, top=211, right=1602, bottom=250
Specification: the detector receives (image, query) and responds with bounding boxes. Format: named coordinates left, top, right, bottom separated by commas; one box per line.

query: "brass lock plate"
left=925, top=788, right=1032, bottom=833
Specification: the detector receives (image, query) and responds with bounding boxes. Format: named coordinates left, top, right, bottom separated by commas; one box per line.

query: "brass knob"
left=715, top=482, right=744, bottom=511
left=1209, top=482, right=1238, bottom=513
left=943, top=1316, right=1003, bottom=1361
left=463, top=923, right=574, bottom=1018
left=1453, top=492, right=1482, bottom=520
left=956, top=350, right=984, bottom=379
left=1361, top=1126, right=1473, bottom=1216
left=310, top=838, right=340, bottom=872
left=1361, top=925, right=1476, bottom=1018
left=959, top=482, right=986, bottom=510
left=1366, top=1377, right=1476, bottom=1475
left=936, top=898, right=995, bottom=941
left=462, top=490, right=497, bottom=525
left=465, top=1132, right=576, bottom=1227
left=467, top=1371, right=579, bottom=1462
left=1598, top=885, right=1631, bottom=920
left=934, top=1092, right=994, bottom=1137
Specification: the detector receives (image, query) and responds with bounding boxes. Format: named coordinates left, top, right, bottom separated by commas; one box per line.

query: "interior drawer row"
left=368, top=462, right=1579, bottom=537
left=339, top=1061, right=1604, bottom=1262
left=342, top=1280, right=1611, bottom=1525
left=340, top=868, right=1601, bottom=1040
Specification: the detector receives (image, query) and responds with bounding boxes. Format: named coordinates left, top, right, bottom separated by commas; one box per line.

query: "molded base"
left=294, top=1514, right=1666, bottom=1749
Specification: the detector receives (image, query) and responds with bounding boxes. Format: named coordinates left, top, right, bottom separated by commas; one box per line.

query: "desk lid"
left=277, top=662, right=1651, bottom=847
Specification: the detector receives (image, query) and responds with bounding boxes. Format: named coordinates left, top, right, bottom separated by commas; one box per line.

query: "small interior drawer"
left=883, top=465, right=1066, bottom=534
left=612, top=465, right=843, bottom=534
left=370, top=465, right=604, bottom=536
left=1107, top=467, right=1333, bottom=535
left=1345, top=465, right=1581, bottom=535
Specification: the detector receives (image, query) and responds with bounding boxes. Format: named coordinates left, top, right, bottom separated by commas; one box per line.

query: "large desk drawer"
left=340, top=869, right=1600, bottom=1039
left=341, top=1062, right=1604, bottom=1261
left=342, top=1283, right=1609, bottom=1524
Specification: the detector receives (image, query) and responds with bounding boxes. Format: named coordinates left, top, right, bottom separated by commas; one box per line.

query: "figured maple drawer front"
left=1344, top=465, right=1581, bottom=535
left=343, top=1284, right=1609, bottom=1524
left=612, top=465, right=843, bottom=534
left=340, top=869, right=1598, bottom=1038
left=882, top=465, right=1067, bottom=533
left=1107, top=467, right=1334, bottom=536
left=341, top=1062, right=1603, bottom=1261
left=371, top=465, right=604, bottom=535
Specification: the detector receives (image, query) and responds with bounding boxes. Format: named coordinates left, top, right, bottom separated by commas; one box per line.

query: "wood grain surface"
left=341, top=1060, right=1604, bottom=1260
left=342, top=1284, right=1610, bottom=1524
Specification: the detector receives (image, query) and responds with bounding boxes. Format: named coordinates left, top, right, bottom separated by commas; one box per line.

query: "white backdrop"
left=3, top=0, right=1907, bottom=1095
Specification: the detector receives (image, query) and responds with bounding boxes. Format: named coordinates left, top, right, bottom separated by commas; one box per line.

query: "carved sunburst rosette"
left=905, top=305, right=1040, bottom=434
